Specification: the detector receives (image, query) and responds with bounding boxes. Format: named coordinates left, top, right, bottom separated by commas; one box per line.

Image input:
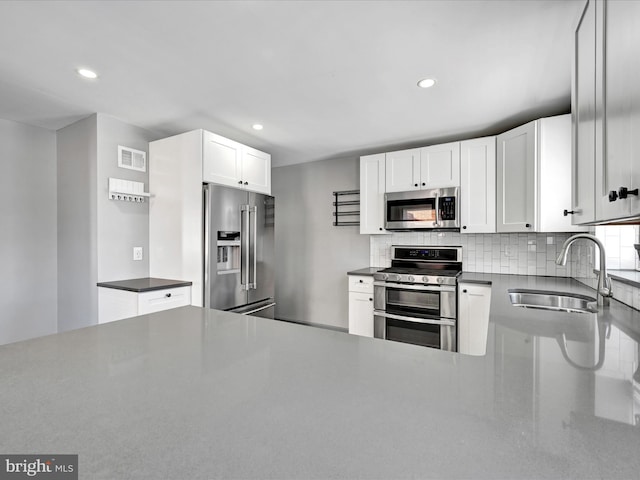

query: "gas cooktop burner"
left=378, top=267, right=461, bottom=277
left=373, top=245, right=463, bottom=286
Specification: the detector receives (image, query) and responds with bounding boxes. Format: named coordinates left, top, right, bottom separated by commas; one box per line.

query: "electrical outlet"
left=133, top=247, right=143, bottom=261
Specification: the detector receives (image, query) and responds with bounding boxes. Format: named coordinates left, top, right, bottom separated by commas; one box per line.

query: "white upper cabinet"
left=419, top=141, right=461, bottom=188
left=202, top=130, right=271, bottom=195
left=496, top=121, right=536, bottom=233
left=240, top=145, right=271, bottom=195
left=360, top=154, right=390, bottom=235
left=202, top=131, right=242, bottom=187
left=573, top=0, right=640, bottom=223
left=385, top=148, right=420, bottom=192
left=538, top=115, right=587, bottom=232
left=460, top=137, right=496, bottom=233
left=597, top=0, right=640, bottom=221
left=497, top=115, right=586, bottom=234
left=385, top=144, right=460, bottom=193
left=571, top=0, right=598, bottom=224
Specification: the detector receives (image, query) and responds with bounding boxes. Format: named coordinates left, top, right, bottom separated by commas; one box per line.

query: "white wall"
left=272, top=156, right=369, bottom=330
left=0, top=119, right=58, bottom=344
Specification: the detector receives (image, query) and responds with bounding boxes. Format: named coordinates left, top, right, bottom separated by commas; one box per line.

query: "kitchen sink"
left=507, top=289, right=598, bottom=314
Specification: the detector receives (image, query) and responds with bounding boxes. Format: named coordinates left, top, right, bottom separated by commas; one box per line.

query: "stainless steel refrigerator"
left=203, top=184, right=275, bottom=318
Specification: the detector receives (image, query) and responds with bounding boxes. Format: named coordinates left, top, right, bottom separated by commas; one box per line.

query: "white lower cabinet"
left=458, top=283, right=492, bottom=356
left=98, top=286, right=192, bottom=324
left=348, top=275, right=374, bottom=337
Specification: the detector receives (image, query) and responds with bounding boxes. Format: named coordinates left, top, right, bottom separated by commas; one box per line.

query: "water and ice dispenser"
left=217, top=231, right=240, bottom=274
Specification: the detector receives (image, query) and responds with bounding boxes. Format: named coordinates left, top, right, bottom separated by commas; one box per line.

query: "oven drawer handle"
left=373, top=310, right=455, bottom=326
left=373, top=281, right=456, bottom=292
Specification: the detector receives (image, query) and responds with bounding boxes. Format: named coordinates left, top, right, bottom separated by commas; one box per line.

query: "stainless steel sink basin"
left=507, top=289, right=598, bottom=314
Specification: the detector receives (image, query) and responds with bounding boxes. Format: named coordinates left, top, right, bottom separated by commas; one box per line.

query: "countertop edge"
left=97, top=277, right=193, bottom=293
left=347, top=267, right=382, bottom=276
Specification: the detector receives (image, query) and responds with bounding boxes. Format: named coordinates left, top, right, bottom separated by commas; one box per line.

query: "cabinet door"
left=420, top=141, right=460, bottom=188
left=538, top=115, right=589, bottom=232
left=496, top=121, right=536, bottom=232
left=202, top=131, right=242, bottom=187
left=460, top=137, right=496, bottom=233
left=458, top=284, right=491, bottom=356
left=360, top=154, right=390, bottom=234
left=241, top=146, right=271, bottom=195
left=572, top=0, right=598, bottom=224
left=348, top=291, right=374, bottom=337
left=599, top=0, right=640, bottom=220
left=385, top=148, right=420, bottom=192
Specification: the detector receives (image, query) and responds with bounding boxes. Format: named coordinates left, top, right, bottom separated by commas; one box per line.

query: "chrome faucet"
left=556, top=233, right=612, bottom=306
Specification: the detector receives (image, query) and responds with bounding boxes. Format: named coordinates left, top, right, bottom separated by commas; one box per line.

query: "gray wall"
left=57, top=115, right=98, bottom=332
left=0, top=119, right=58, bottom=344
left=58, top=114, right=157, bottom=331
left=272, top=156, right=369, bottom=329
left=96, top=114, right=156, bottom=282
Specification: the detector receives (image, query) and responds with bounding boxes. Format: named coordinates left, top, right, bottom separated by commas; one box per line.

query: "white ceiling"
left=0, top=0, right=585, bottom=167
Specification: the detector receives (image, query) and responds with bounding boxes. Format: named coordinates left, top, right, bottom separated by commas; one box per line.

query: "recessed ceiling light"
left=77, top=68, right=98, bottom=79
left=417, top=78, right=436, bottom=89
left=252, top=124, right=264, bottom=131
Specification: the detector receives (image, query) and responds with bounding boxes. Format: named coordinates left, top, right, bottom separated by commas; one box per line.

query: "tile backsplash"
left=595, top=225, right=640, bottom=271
left=370, top=231, right=584, bottom=276
left=369, top=228, right=640, bottom=312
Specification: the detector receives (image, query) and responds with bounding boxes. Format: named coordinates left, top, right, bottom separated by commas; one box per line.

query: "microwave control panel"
left=439, top=197, right=456, bottom=220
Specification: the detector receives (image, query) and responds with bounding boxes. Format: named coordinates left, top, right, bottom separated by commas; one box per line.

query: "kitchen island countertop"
left=2, top=274, right=640, bottom=479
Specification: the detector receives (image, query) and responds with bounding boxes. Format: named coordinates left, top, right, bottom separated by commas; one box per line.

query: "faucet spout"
left=555, top=233, right=612, bottom=306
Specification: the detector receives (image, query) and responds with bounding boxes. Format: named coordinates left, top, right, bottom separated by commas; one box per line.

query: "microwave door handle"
left=434, top=192, right=440, bottom=227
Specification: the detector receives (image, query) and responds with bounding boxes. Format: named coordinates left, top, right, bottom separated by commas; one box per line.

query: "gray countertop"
left=2, top=274, right=640, bottom=478
left=96, top=277, right=193, bottom=292
left=346, top=267, right=382, bottom=276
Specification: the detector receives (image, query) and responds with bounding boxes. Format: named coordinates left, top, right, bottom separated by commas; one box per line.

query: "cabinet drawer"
left=137, top=286, right=191, bottom=315
left=348, top=275, right=374, bottom=294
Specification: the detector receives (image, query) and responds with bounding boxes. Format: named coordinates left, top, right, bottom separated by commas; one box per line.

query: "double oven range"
left=373, top=246, right=462, bottom=352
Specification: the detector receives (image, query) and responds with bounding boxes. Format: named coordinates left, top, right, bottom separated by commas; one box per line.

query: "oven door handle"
left=374, top=310, right=455, bottom=326
left=373, top=281, right=456, bottom=292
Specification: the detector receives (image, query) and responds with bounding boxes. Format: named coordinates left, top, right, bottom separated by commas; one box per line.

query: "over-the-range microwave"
left=384, top=187, right=460, bottom=231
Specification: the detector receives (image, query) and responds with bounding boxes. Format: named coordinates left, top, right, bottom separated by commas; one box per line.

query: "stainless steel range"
left=373, top=245, right=462, bottom=351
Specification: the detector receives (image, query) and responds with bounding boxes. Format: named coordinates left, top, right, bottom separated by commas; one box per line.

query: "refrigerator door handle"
left=241, top=204, right=250, bottom=291
left=250, top=205, right=258, bottom=290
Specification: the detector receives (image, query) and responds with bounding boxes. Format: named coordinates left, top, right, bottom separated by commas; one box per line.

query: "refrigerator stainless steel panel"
left=204, top=184, right=250, bottom=311
left=248, top=192, right=275, bottom=307
left=204, top=184, right=275, bottom=318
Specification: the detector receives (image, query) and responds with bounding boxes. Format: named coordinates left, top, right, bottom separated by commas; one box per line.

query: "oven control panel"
left=394, top=246, right=460, bottom=262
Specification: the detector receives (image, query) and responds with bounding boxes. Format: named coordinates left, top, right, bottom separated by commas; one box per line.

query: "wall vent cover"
left=118, top=145, right=146, bottom=172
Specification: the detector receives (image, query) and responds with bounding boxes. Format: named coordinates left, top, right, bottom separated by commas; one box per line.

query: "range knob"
left=380, top=273, right=389, bottom=281
left=407, top=275, right=415, bottom=282
left=422, top=276, right=430, bottom=283
left=437, top=277, right=444, bottom=284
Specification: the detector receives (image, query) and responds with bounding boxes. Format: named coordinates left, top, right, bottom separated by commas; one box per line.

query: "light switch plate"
left=133, top=247, right=143, bottom=261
